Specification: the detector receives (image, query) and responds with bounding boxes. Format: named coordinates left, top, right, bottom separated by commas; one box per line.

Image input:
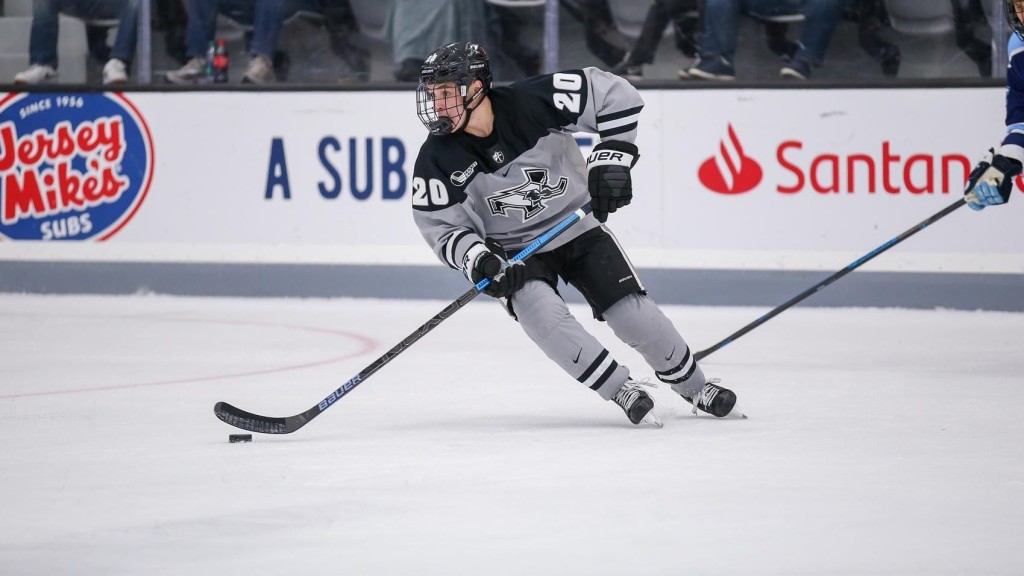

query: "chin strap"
left=456, top=84, right=487, bottom=132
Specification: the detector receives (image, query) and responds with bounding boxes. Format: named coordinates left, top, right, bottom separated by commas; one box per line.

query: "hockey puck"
left=229, top=434, right=253, bottom=443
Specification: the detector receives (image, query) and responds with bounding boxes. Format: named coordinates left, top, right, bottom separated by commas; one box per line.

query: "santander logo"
left=698, top=124, right=763, bottom=194
left=696, top=122, right=1019, bottom=197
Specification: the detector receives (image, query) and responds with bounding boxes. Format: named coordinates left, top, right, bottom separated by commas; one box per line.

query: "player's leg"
left=603, top=293, right=740, bottom=417
left=509, top=279, right=661, bottom=426
left=559, top=227, right=742, bottom=418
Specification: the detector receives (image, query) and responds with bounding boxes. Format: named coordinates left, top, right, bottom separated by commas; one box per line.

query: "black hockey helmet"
left=1007, top=0, right=1024, bottom=39
left=416, top=41, right=493, bottom=136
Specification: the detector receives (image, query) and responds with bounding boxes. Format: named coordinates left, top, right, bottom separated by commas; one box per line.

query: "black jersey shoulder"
left=497, top=70, right=590, bottom=130
left=412, top=135, right=482, bottom=211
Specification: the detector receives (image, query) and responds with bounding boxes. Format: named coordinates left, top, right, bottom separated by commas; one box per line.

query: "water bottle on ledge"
left=213, top=40, right=230, bottom=83
left=204, top=41, right=216, bottom=82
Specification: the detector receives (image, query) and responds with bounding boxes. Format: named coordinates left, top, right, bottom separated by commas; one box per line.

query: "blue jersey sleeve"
left=1001, top=35, right=1024, bottom=161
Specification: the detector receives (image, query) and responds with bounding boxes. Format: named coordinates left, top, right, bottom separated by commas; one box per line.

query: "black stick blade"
left=214, top=401, right=308, bottom=434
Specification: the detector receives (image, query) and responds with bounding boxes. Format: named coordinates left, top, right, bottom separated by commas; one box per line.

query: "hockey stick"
left=215, top=204, right=594, bottom=434
left=694, top=197, right=969, bottom=361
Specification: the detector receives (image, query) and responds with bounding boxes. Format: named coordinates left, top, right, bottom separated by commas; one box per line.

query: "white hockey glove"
left=964, top=148, right=1022, bottom=211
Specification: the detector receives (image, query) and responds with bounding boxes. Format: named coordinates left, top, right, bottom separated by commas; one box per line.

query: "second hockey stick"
left=215, top=204, right=593, bottom=434
left=694, top=197, right=969, bottom=361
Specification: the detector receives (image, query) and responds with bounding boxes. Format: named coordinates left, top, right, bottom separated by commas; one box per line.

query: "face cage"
left=416, top=82, right=469, bottom=136
left=1008, top=0, right=1024, bottom=39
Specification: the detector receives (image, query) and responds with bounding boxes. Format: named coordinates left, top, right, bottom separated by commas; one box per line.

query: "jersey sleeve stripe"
left=444, top=230, right=472, bottom=269
left=599, top=122, right=639, bottom=138
left=596, top=105, right=644, bottom=124
left=1006, top=122, right=1024, bottom=136
left=597, top=114, right=641, bottom=132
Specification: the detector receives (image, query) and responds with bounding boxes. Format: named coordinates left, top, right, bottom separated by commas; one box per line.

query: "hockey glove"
left=467, top=240, right=527, bottom=299
left=587, top=140, right=639, bottom=223
left=964, top=148, right=1022, bottom=211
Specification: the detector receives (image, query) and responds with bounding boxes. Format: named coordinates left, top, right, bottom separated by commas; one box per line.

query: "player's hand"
left=965, top=148, right=1021, bottom=211
left=587, top=140, right=639, bottom=223
left=469, top=245, right=526, bottom=298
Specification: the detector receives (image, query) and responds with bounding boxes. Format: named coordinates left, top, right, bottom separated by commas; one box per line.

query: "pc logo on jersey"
left=698, top=124, right=763, bottom=195
left=0, top=92, right=154, bottom=241
left=487, top=167, right=567, bottom=220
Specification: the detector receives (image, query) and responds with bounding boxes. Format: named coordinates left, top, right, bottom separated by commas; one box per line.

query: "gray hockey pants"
left=509, top=280, right=706, bottom=400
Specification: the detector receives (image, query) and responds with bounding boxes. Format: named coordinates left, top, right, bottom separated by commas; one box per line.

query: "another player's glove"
left=587, top=140, right=639, bottom=223
left=964, top=148, right=1022, bottom=211
left=466, top=239, right=526, bottom=298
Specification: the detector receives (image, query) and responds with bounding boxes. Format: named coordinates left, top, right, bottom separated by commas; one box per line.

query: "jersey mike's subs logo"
left=0, top=92, right=154, bottom=240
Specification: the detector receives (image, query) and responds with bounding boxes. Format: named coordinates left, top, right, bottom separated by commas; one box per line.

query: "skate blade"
left=725, top=403, right=748, bottom=419
left=640, top=411, right=664, bottom=428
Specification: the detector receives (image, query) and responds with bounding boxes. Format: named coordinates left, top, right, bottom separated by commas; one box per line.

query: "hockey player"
left=965, top=0, right=1024, bottom=210
left=411, top=41, right=741, bottom=426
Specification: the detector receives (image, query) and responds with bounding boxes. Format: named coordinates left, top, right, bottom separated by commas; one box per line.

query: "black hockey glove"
left=587, top=140, right=639, bottom=223
left=468, top=239, right=527, bottom=298
left=964, top=148, right=1022, bottom=211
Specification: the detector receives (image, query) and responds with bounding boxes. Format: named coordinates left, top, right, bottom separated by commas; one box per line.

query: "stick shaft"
left=694, top=198, right=967, bottom=361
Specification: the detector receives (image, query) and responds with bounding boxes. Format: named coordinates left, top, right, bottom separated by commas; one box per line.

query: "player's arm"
left=525, top=67, right=644, bottom=222
left=965, top=36, right=1024, bottom=210
left=411, top=154, right=524, bottom=298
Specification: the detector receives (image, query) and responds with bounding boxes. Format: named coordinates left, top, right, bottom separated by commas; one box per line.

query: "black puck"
left=229, top=434, right=253, bottom=443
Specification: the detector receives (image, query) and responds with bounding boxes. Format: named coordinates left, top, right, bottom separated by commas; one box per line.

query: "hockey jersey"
left=411, top=67, right=644, bottom=273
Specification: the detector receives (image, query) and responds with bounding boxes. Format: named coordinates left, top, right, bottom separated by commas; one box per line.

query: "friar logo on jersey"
left=487, top=168, right=567, bottom=220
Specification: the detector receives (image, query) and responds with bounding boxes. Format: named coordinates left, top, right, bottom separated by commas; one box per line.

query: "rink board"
left=0, top=88, right=1021, bottom=308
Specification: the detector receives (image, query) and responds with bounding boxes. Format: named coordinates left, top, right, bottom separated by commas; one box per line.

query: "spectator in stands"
left=487, top=1, right=542, bottom=78
left=100, top=0, right=143, bottom=84
left=385, top=0, right=485, bottom=82
left=561, top=0, right=631, bottom=67
left=609, top=0, right=701, bottom=81
left=156, top=0, right=190, bottom=65
left=13, top=0, right=131, bottom=84
left=321, top=0, right=371, bottom=82
left=166, top=0, right=314, bottom=84
left=852, top=0, right=900, bottom=77
left=607, top=0, right=799, bottom=81
left=952, top=0, right=992, bottom=77
left=683, top=0, right=843, bottom=80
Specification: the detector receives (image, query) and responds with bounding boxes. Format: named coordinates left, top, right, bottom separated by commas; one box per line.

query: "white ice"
left=1, top=293, right=1022, bottom=576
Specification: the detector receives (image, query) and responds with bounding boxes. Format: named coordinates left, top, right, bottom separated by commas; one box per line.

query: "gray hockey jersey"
left=412, top=67, right=644, bottom=273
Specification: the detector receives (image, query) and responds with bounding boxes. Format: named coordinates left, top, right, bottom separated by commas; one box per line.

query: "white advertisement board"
left=0, top=88, right=1019, bottom=273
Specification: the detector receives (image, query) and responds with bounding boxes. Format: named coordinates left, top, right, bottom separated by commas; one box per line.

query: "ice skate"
left=612, top=379, right=663, bottom=427
left=681, top=378, right=746, bottom=419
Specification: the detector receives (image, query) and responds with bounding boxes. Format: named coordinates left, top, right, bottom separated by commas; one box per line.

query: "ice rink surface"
left=1, top=293, right=1022, bottom=575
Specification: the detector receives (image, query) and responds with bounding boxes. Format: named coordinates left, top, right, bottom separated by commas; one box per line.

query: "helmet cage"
left=1007, top=0, right=1024, bottom=40
left=416, top=81, right=471, bottom=136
